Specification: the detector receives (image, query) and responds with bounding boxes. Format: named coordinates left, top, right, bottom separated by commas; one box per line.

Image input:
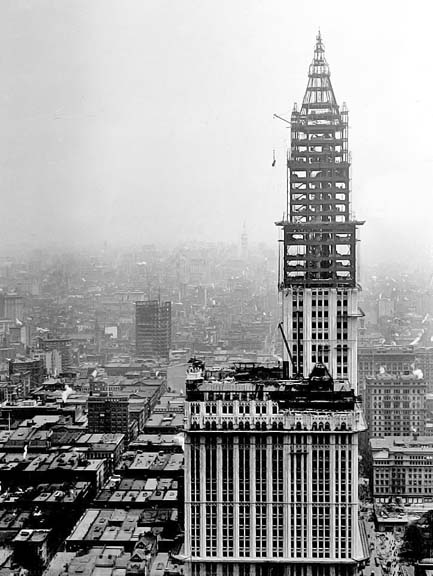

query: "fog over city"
left=1, top=0, right=432, bottom=264
left=3, top=2, right=433, bottom=574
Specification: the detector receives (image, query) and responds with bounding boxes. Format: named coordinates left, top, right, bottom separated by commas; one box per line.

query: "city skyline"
left=1, top=4, right=433, bottom=574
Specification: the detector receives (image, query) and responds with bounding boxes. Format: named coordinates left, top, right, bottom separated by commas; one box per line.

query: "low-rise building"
left=0, top=481, right=91, bottom=509
left=116, top=452, right=183, bottom=479
left=66, top=508, right=179, bottom=551
left=87, top=388, right=164, bottom=442
left=371, top=436, right=433, bottom=504
left=73, top=433, right=125, bottom=470
left=13, top=529, right=50, bottom=570
left=0, top=399, right=83, bottom=427
left=58, top=545, right=152, bottom=576
left=0, top=451, right=105, bottom=490
left=142, top=413, right=184, bottom=435
left=129, top=434, right=183, bottom=453
left=94, top=477, right=179, bottom=509
left=87, top=394, right=132, bottom=441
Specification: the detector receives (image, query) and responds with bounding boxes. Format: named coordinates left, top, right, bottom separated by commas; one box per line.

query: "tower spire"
left=315, top=28, right=324, bottom=56
left=313, top=29, right=326, bottom=63
left=302, top=30, right=335, bottom=111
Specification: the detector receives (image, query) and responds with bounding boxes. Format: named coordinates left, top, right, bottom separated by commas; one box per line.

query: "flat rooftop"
left=129, top=434, right=183, bottom=450
left=0, top=481, right=90, bottom=506
left=94, top=477, right=179, bottom=507
left=371, top=436, right=433, bottom=456
left=366, top=373, right=425, bottom=383
left=116, top=452, right=183, bottom=474
left=0, top=451, right=105, bottom=474
left=67, top=508, right=179, bottom=547
left=13, top=529, right=50, bottom=543
left=143, top=413, right=184, bottom=429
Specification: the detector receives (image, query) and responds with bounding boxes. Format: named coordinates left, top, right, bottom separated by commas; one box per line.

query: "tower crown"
left=278, top=33, right=364, bottom=289
left=301, top=31, right=338, bottom=114
left=310, top=31, right=329, bottom=73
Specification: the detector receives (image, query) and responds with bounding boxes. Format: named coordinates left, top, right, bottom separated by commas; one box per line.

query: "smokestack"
left=62, top=384, right=73, bottom=403
left=173, top=432, right=185, bottom=452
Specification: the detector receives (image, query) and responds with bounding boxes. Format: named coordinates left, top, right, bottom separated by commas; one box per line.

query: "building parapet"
left=185, top=400, right=366, bottom=432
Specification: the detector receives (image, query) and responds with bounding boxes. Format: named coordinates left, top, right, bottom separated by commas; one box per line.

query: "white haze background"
left=0, top=0, right=432, bottom=266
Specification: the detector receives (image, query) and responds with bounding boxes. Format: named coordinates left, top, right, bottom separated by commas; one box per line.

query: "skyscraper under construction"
left=136, top=300, right=171, bottom=360
left=279, top=31, right=363, bottom=385
left=184, top=33, right=367, bottom=576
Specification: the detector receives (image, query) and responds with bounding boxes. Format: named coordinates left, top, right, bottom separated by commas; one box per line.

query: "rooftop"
left=371, top=436, right=433, bottom=456
left=116, top=452, right=183, bottom=474
left=129, top=434, right=184, bottom=451
left=75, top=434, right=125, bottom=448
left=57, top=547, right=137, bottom=576
left=67, top=508, right=179, bottom=547
left=0, top=451, right=105, bottom=475
left=358, top=345, right=415, bottom=355
left=94, top=477, right=179, bottom=507
left=366, top=373, right=425, bottom=383
left=143, top=413, right=184, bottom=429
left=13, top=529, right=50, bottom=543
left=185, top=362, right=358, bottom=411
left=0, top=481, right=91, bottom=506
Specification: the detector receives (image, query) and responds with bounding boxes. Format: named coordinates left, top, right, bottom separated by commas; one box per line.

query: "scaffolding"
left=277, top=31, right=364, bottom=290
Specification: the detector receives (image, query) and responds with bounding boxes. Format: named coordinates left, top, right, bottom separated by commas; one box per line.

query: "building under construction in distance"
left=135, top=300, right=171, bottom=361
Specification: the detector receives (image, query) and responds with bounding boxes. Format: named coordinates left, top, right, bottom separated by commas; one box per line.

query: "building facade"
left=366, top=373, right=426, bottom=437
left=0, top=293, right=24, bottom=321
left=9, top=357, right=45, bottom=390
left=136, top=300, right=171, bottom=360
left=415, top=347, right=433, bottom=392
left=184, top=366, right=367, bottom=576
left=371, top=436, right=433, bottom=504
left=357, top=345, right=416, bottom=398
left=184, top=33, right=367, bottom=576
left=87, top=394, right=131, bottom=441
left=39, top=337, right=73, bottom=372
left=358, top=346, right=415, bottom=379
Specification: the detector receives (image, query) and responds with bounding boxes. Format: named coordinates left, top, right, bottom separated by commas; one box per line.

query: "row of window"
left=191, top=562, right=356, bottom=576
left=370, top=389, right=425, bottom=394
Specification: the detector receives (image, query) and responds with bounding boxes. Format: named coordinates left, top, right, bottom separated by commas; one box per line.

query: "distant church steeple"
left=240, top=222, right=248, bottom=259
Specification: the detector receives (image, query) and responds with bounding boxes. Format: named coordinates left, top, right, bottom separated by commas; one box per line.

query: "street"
left=362, top=514, right=404, bottom=576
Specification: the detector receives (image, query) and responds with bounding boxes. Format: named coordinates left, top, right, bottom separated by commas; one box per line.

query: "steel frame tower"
left=277, top=32, right=364, bottom=386
left=135, top=300, right=172, bottom=360
left=184, top=33, right=368, bottom=576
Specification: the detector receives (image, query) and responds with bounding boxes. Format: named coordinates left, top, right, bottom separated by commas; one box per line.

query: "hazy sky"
left=1, top=0, right=432, bottom=264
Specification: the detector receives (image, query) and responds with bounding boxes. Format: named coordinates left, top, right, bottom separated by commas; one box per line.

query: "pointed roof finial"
left=315, top=29, right=324, bottom=51
left=314, top=28, right=325, bottom=62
